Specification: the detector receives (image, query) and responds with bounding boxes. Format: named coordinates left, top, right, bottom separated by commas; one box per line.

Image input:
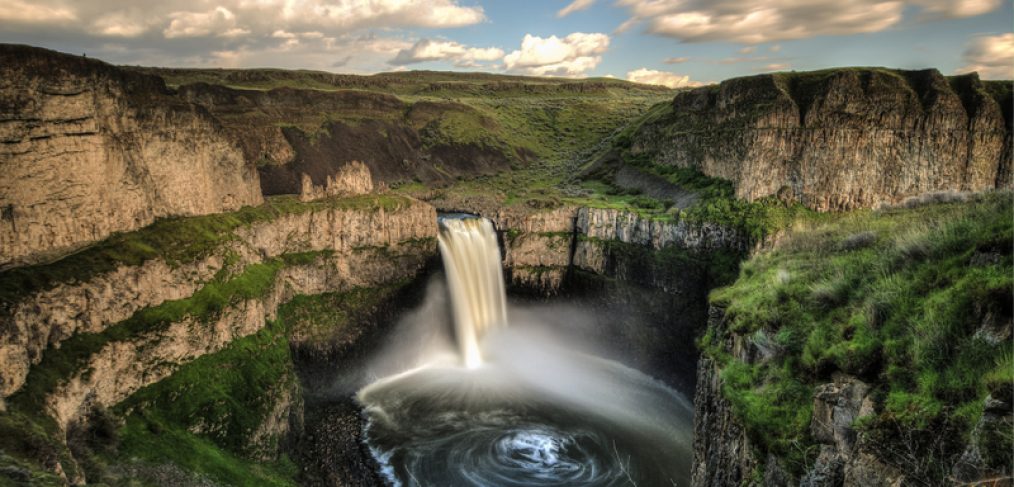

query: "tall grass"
left=703, top=191, right=1013, bottom=480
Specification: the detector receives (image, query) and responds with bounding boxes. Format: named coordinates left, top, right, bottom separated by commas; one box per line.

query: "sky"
left=0, top=0, right=1011, bottom=87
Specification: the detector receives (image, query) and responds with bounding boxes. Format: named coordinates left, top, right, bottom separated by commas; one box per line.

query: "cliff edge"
left=627, top=68, right=1012, bottom=210
left=0, top=45, right=263, bottom=269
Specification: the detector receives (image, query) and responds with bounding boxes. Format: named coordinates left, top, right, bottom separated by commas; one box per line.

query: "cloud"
left=503, top=32, right=610, bottom=77
left=164, top=7, right=240, bottom=38
left=664, top=56, right=689, bottom=64
left=0, top=0, right=486, bottom=39
left=390, top=39, right=504, bottom=66
left=557, top=0, right=595, bottom=17
left=0, top=0, right=76, bottom=23
left=625, top=68, right=701, bottom=88
left=911, top=0, right=1002, bottom=19
left=91, top=12, right=150, bottom=37
left=758, top=63, right=791, bottom=72
left=613, top=0, right=1003, bottom=44
left=957, top=33, right=1014, bottom=79
left=0, top=0, right=488, bottom=72
left=738, top=46, right=755, bottom=54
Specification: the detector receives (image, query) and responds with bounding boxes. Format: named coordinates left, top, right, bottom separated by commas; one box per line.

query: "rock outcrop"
left=0, top=197, right=436, bottom=405
left=0, top=45, right=262, bottom=268
left=46, top=244, right=431, bottom=431
left=631, top=68, right=1012, bottom=210
left=176, top=82, right=523, bottom=194
left=299, top=160, right=373, bottom=202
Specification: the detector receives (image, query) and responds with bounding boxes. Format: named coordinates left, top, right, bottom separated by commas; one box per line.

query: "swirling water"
left=357, top=216, right=694, bottom=486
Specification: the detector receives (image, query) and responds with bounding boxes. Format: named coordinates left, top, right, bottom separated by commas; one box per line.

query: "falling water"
left=437, top=217, right=507, bottom=368
left=357, top=215, right=695, bottom=486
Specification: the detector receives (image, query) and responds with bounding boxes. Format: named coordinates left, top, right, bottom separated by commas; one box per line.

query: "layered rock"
left=46, top=244, right=431, bottom=431
left=299, top=161, right=373, bottom=201
left=0, top=45, right=262, bottom=268
left=176, top=82, right=521, bottom=194
left=632, top=68, right=1012, bottom=210
left=0, top=197, right=436, bottom=404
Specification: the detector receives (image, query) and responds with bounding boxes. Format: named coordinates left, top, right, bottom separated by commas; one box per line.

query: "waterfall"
left=437, top=217, right=507, bottom=368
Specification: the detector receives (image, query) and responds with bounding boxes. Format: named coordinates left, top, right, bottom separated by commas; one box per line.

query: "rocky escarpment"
left=176, top=82, right=527, bottom=194
left=0, top=45, right=262, bottom=269
left=0, top=196, right=435, bottom=411
left=629, top=68, right=1012, bottom=210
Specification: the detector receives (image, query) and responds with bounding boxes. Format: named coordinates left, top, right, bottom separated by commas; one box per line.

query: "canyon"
left=0, top=44, right=1010, bottom=486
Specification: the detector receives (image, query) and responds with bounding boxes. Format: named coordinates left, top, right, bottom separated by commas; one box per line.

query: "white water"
left=437, top=217, right=507, bottom=368
left=357, top=215, right=695, bottom=486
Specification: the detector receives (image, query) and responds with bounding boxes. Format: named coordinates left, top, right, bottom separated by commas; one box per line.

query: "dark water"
left=358, top=333, right=694, bottom=487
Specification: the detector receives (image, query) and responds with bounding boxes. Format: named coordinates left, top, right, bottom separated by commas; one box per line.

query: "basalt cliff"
left=624, top=68, right=1012, bottom=210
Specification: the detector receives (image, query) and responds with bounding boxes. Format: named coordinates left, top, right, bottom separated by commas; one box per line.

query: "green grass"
left=700, top=192, right=1013, bottom=480
left=8, top=255, right=301, bottom=412
left=0, top=278, right=419, bottom=485
left=280, top=282, right=409, bottom=344
left=109, top=318, right=300, bottom=486
left=0, top=194, right=414, bottom=310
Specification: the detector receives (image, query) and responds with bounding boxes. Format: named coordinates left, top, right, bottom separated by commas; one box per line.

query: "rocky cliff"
left=0, top=194, right=435, bottom=484
left=0, top=45, right=263, bottom=269
left=175, top=82, right=525, bottom=194
left=0, top=195, right=435, bottom=409
left=629, top=68, right=1012, bottom=210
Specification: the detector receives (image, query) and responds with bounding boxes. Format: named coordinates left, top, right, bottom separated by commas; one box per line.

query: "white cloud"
left=957, top=33, right=1014, bottom=79
left=2, top=0, right=485, bottom=40
left=758, top=63, right=791, bottom=71
left=164, top=7, right=239, bottom=38
left=390, top=39, right=504, bottom=66
left=738, top=46, right=755, bottom=54
left=503, top=32, right=610, bottom=77
left=911, top=0, right=1001, bottom=19
left=613, top=0, right=1003, bottom=44
left=91, top=12, right=149, bottom=37
left=557, top=0, right=595, bottom=17
left=0, top=0, right=76, bottom=23
left=769, top=44, right=782, bottom=52
left=664, top=56, right=689, bottom=64
left=625, top=68, right=701, bottom=88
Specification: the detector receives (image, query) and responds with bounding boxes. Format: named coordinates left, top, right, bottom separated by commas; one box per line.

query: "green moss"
left=703, top=192, right=1013, bottom=479
left=8, top=251, right=329, bottom=412
left=0, top=194, right=415, bottom=309
left=278, top=282, right=409, bottom=343
left=108, top=318, right=299, bottom=486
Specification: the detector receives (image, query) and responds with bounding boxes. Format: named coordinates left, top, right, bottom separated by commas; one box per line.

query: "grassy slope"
left=131, top=66, right=674, bottom=209
left=700, top=192, right=1013, bottom=480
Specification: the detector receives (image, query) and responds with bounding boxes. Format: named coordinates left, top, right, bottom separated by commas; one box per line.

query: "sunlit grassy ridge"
left=699, top=192, right=1013, bottom=480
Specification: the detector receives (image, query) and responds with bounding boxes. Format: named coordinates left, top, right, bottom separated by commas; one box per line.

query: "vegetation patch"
left=0, top=194, right=414, bottom=310
left=699, top=192, right=1013, bottom=480
left=107, top=318, right=300, bottom=486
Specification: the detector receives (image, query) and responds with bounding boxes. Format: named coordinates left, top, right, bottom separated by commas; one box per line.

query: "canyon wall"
left=630, top=68, right=1012, bottom=210
left=0, top=197, right=435, bottom=408
left=176, top=82, right=525, bottom=195
left=0, top=45, right=263, bottom=269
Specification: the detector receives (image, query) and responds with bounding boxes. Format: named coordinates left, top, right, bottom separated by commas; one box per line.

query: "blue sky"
left=0, top=0, right=1010, bottom=85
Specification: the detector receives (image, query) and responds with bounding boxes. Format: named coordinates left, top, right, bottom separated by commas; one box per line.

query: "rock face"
left=0, top=198, right=436, bottom=404
left=299, top=160, right=373, bottom=201
left=176, top=83, right=522, bottom=194
left=46, top=245, right=431, bottom=431
left=632, top=68, right=1012, bottom=210
left=0, top=45, right=262, bottom=268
